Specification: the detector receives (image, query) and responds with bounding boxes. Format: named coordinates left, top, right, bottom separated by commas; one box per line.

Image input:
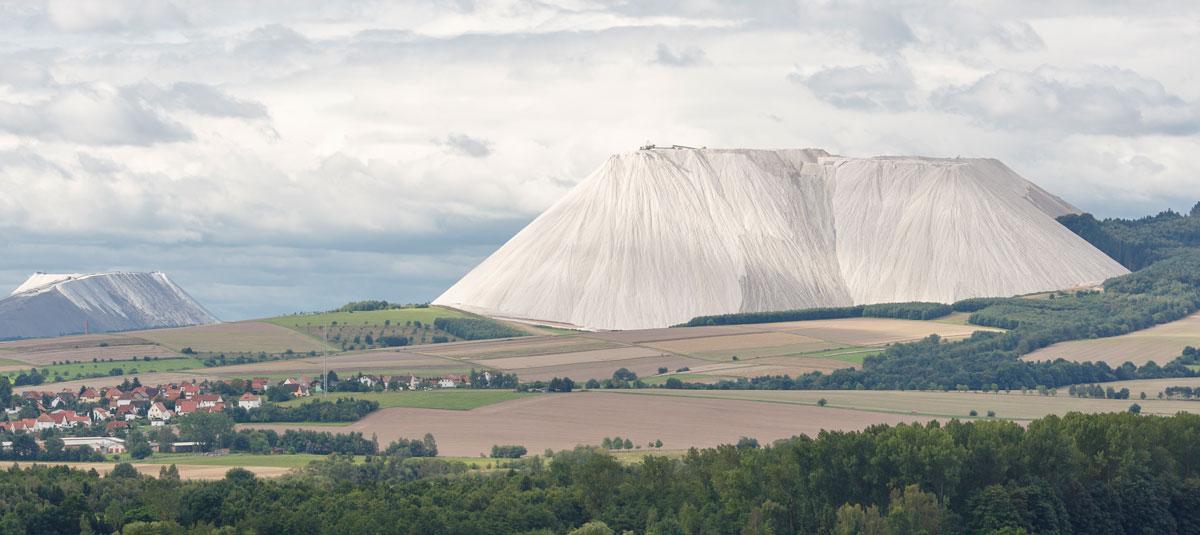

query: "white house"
left=238, top=393, right=262, bottom=410
left=147, top=402, right=172, bottom=421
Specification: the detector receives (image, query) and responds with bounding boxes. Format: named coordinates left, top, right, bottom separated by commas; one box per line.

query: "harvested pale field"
left=0, top=333, right=150, bottom=352
left=579, top=325, right=755, bottom=344
left=1092, top=377, right=1200, bottom=398
left=134, top=321, right=333, bottom=354
left=1023, top=313, right=1200, bottom=366
left=514, top=354, right=708, bottom=382
left=477, top=346, right=664, bottom=370
left=623, top=389, right=1200, bottom=420
left=760, top=317, right=997, bottom=346
left=244, top=391, right=922, bottom=456
left=14, top=371, right=217, bottom=393
left=416, top=336, right=621, bottom=360
left=690, top=342, right=846, bottom=362
left=7, top=461, right=291, bottom=480
left=0, top=344, right=178, bottom=366
left=644, top=331, right=833, bottom=354
left=205, top=350, right=462, bottom=376
left=691, top=357, right=854, bottom=378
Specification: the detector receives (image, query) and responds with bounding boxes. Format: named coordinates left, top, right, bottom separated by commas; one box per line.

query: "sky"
left=1, top=0, right=1198, bottom=320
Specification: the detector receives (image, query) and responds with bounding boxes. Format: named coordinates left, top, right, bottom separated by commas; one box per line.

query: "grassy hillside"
left=264, top=306, right=470, bottom=350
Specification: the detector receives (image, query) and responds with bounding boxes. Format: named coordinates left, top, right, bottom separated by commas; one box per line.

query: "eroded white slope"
left=435, top=148, right=1130, bottom=330
left=11, top=273, right=81, bottom=295
left=436, top=149, right=852, bottom=330
left=826, top=157, right=1127, bottom=304
left=0, top=271, right=218, bottom=339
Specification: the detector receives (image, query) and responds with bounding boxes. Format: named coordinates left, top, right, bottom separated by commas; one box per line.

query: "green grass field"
left=265, top=306, right=467, bottom=331
left=2, top=357, right=206, bottom=383
left=281, top=390, right=538, bottom=410
left=796, top=346, right=883, bottom=365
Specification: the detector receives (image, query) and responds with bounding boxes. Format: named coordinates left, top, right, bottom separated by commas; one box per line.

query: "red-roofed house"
left=175, top=399, right=198, bottom=415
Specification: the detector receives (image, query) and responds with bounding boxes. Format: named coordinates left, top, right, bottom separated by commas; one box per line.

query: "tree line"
left=226, top=398, right=379, bottom=423
left=433, top=317, right=529, bottom=340
left=4, top=412, right=1200, bottom=533
left=683, top=302, right=953, bottom=327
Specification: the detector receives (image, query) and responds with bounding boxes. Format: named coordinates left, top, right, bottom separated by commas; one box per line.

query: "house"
left=439, top=375, right=468, bottom=388
left=175, top=399, right=198, bottom=415
left=34, top=413, right=56, bottom=431
left=147, top=402, right=172, bottom=421
left=60, top=436, right=125, bottom=454
left=195, top=394, right=223, bottom=408
left=92, top=407, right=112, bottom=421
left=113, top=393, right=135, bottom=407
left=238, top=393, right=262, bottom=410
left=180, top=383, right=201, bottom=398
left=408, top=375, right=421, bottom=390
left=358, top=375, right=378, bottom=388
left=251, top=378, right=270, bottom=393
left=48, top=410, right=89, bottom=427
left=116, top=405, right=140, bottom=421
left=280, top=383, right=310, bottom=398
left=105, top=421, right=128, bottom=434
left=79, top=388, right=101, bottom=404
left=0, top=418, right=36, bottom=433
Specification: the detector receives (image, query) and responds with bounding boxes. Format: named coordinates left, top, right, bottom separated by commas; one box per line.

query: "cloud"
left=441, top=133, right=492, bottom=158
left=43, top=0, right=188, bottom=33
left=0, top=84, right=194, bottom=146
left=933, top=65, right=1200, bottom=136
left=651, top=43, right=707, bottom=67
left=127, top=82, right=270, bottom=119
left=791, top=62, right=915, bottom=111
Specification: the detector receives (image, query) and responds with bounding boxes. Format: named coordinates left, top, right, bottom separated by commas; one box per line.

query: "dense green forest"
left=683, top=302, right=952, bottom=327
left=1057, top=202, right=1200, bottom=270
left=433, top=317, right=529, bottom=340
left=3, top=412, right=1198, bottom=534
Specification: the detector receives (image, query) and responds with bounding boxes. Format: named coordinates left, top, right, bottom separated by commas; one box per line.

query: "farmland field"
left=0, top=357, right=206, bottom=383
left=615, top=389, right=1199, bottom=419
left=244, top=391, right=924, bottom=457
left=134, top=321, right=334, bottom=354
left=0, top=333, right=175, bottom=365
left=755, top=317, right=999, bottom=345
left=202, top=350, right=467, bottom=379
left=13, top=371, right=218, bottom=392
left=414, top=336, right=621, bottom=360
left=281, top=390, right=538, bottom=410
left=1022, top=312, right=1200, bottom=366
left=7, top=461, right=291, bottom=480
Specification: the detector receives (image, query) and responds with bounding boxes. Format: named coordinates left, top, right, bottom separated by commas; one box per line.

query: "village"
left=0, top=371, right=477, bottom=456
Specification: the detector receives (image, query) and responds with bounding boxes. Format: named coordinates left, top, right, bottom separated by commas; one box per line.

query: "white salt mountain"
left=0, top=272, right=218, bottom=339
left=434, top=148, right=1130, bottom=330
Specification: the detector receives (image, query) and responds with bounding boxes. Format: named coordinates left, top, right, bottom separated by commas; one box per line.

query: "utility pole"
left=323, top=326, right=328, bottom=397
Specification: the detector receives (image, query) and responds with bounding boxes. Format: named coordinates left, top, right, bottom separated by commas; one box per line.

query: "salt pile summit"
left=435, top=148, right=1129, bottom=330
left=0, top=272, right=218, bottom=339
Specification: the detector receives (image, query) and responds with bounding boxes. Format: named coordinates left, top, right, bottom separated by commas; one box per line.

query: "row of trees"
left=4, top=412, right=1200, bottom=533
left=227, top=398, right=379, bottom=423
left=433, top=317, right=528, bottom=340
left=684, top=302, right=953, bottom=327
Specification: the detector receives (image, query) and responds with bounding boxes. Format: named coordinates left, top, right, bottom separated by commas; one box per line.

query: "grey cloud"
left=42, top=0, right=189, bottom=33
left=933, top=66, right=1200, bottom=136
left=442, top=133, right=492, bottom=158
left=791, top=62, right=915, bottom=111
left=128, top=82, right=269, bottom=119
left=0, top=85, right=193, bottom=146
left=651, top=43, right=707, bottom=67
